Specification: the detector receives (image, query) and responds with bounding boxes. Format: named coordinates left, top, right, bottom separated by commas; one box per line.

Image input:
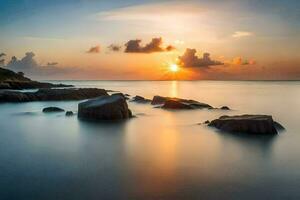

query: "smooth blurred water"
left=0, top=81, right=300, bottom=200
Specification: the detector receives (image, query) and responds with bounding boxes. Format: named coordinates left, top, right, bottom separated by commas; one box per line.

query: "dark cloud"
left=47, top=62, right=58, bottom=66
left=7, top=52, right=38, bottom=71
left=125, top=37, right=175, bottom=53
left=108, top=44, right=122, bottom=52
left=178, top=48, right=223, bottom=68
left=87, top=45, right=100, bottom=53
left=5, top=52, right=75, bottom=79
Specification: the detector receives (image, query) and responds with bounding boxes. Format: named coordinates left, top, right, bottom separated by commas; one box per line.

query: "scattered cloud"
left=47, top=62, right=58, bottom=66
left=87, top=45, right=100, bottom=53
left=232, top=31, right=253, bottom=38
left=125, top=37, right=175, bottom=53
left=178, top=48, right=223, bottom=68
left=231, top=57, right=256, bottom=65
left=107, top=44, right=122, bottom=52
left=5, top=52, right=75, bottom=78
left=0, top=53, right=6, bottom=66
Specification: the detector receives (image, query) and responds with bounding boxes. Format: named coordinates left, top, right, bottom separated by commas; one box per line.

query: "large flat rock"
left=208, top=115, right=284, bottom=135
left=151, top=95, right=212, bottom=109
left=78, top=95, right=132, bottom=121
left=0, top=88, right=108, bottom=102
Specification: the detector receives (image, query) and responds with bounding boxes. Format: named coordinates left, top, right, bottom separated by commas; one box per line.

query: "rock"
left=43, top=107, right=65, bottom=113
left=0, top=88, right=108, bottom=102
left=65, top=111, right=74, bottom=116
left=220, top=106, right=230, bottom=110
left=162, top=99, right=193, bottom=109
left=151, top=95, right=212, bottom=109
left=131, top=95, right=151, bottom=103
left=78, top=95, right=132, bottom=121
left=151, top=95, right=168, bottom=105
left=208, top=114, right=284, bottom=135
left=204, top=120, right=210, bottom=124
left=111, top=93, right=129, bottom=100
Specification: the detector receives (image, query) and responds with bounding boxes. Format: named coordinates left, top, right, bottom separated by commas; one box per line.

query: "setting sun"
left=169, top=64, right=179, bottom=72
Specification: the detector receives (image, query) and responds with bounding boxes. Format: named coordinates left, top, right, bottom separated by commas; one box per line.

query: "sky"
left=0, top=0, right=300, bottom=80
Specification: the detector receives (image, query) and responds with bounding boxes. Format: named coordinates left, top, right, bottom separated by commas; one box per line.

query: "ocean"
left=0, top=80, right=300, bottom=200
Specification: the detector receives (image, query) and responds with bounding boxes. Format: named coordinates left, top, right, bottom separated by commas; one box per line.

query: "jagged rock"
left=43, top=107, right=65, bottom=113
left=0, top=88, right=108, bottom=102
left=208, top=114, right=284, bottom=135
left=151, top=95, right=168, bottom=105
left=78, top=95, right=132, bottom=121
left=131, top=95, right=151, bottom=103
left=111, top=93, right=129, bottom=100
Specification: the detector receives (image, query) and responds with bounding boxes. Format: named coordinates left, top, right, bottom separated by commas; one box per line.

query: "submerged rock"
left=208, top=114, right=284, bottom=135
left=0, top=88, right=108, bottom=102
left=151, top=95, right=212, bottom=109
left=78, top=95, right=132, bottom=121
left=131, top=95, right=151, bottom=103
left=220, top=106, right=230, bottom=110
left=43, top=107, right=65, bottom=113
left=65, top=111, right=74, bottom=116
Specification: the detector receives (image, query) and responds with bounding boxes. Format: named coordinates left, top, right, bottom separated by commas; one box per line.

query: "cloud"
left=6, top=52, right=38, bottom=71
left=5, top=52, right=76, bottom=79
left=87, top=45, right=100, bottom=53
left=231, top=57, right=256, bottom=65
left=107, top=44, right=122, bottom=52
left=125, top=37, right=175, bottom=53
left=47, top=62, right=58, bottom=66
left=0, top=53, right=6, bottom=66
left=232, top=31, right=253, bottom=38
left=178, top=48, right=223, bottom=68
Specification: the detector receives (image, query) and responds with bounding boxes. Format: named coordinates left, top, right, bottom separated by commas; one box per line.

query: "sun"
left=169, top=64, right=179, bottom=72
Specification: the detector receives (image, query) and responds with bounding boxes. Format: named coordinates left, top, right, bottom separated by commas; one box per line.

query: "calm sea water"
left=1, top=81, right=300, bottom=200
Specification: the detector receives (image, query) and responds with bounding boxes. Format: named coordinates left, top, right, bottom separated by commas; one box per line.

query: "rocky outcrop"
left=78, top=95, right=132, bottom=121
left=151, top=95, right=212, bottom=109
left=0, top=67, right=72, bottom=90
left=0, top=88, right=108, bottom=102
left=43, top=107, right=65, bottom=113
left=131, top=95, right=151, bottom=103
left=208, top=115, right=284, bottom=135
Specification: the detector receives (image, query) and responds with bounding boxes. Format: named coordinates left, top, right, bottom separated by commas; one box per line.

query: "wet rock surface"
left=0, top=88, right=108, bottom=102
left=131, top=95, right=151, bottom=103
left=78, top=95, right=132, bottom=121
left=43, top=107, right=65, bottom=113
left=208, top=115, right=284, bottom=135
left=65, top=111, right=74, bottom=116
left=151, top=95, right=212, bottom=109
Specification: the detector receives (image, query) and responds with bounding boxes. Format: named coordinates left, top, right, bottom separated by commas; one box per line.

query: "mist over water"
left=1, top=81, right=300, bottom=200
